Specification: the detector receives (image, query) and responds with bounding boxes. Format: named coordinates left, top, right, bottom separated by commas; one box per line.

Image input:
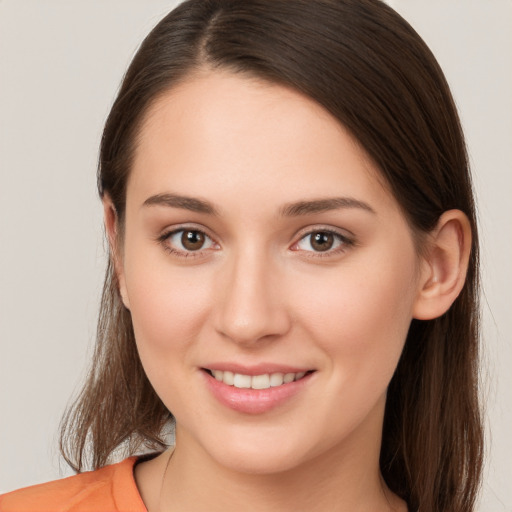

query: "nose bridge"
left=215, top=243, right=290, bottom=345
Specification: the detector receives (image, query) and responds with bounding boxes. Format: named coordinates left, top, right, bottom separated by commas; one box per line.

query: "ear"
left=102, top=196, right=130, bottom=310
left=413, top=210, right=472, bottom=320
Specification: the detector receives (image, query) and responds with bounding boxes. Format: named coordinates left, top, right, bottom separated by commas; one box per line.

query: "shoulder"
left=0, top=457, right=146, bottom=512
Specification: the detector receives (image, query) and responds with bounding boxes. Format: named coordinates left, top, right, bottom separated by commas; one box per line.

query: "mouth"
left=202, top=368, right=315, bottom=390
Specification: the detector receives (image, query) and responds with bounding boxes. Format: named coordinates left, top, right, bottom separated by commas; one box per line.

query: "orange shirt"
left=0, top=457, right=147, bottom=512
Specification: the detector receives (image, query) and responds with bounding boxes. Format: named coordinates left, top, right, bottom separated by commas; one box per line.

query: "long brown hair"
left=60, top=1, right=483, bottom=510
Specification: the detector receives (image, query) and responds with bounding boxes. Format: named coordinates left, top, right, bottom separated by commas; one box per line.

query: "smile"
left=203, top=367, right=315, bottom=414
left=207, top=369, right=310, bottom=390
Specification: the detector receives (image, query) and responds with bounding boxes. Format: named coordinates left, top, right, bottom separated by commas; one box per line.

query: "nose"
left=213, top=248, right=292, bottom=346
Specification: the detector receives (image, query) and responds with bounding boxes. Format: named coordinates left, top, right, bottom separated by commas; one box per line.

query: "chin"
left=195, top=424, right=317, bottom=475
left=213, top=445, right=306, bottom=475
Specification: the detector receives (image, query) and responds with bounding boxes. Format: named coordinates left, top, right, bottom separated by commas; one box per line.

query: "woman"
left=0, top=0, right=483, bottom=511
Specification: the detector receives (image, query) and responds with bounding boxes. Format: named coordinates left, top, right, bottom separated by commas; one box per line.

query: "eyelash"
left=157, top=226, right=355, bottom=259
left=291, top=228, right=355, bottom=258
left=157, top=226, right=218, bottom=259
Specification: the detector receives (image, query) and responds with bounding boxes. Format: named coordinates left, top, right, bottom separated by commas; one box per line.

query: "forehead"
left=128, top=70, right=397, bottom=218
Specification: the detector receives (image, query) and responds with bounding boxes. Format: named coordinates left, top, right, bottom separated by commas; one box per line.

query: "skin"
left=104, top=70, right=471, bottom=512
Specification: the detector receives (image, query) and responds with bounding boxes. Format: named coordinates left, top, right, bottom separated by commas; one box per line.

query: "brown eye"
left=294, top=229, right=349, bottom=255
left=181, top=230, right=205, bottom=251
left=163, top=228, right=216, bottom=256
left=310, top=232, right=334, bottom=252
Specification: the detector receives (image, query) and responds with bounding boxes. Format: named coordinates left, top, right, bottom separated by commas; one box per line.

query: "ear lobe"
left=413, top=210, right=472, bottom=320
left=102, top=196, right=130, bottom=310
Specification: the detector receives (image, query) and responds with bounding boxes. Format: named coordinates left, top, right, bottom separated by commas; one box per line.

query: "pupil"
left=182, top=230, right=204, bottom=251
left=311, top=232, right=333, bottom=252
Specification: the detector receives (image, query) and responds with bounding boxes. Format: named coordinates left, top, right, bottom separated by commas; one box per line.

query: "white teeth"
left=251, top=374, right=270, bottom=390
left=283, top=373, right=295, bottom=384
left=210, top=370, right=309, bottom=389
left=223, top=371, right=234, bottom=385
left=233, top=373, right=252, bottom=388
left=269, top=372, right=284, bottom=387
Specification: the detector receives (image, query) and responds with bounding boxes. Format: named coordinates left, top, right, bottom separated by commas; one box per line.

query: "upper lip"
left=202, top=363, right=314, bottom=376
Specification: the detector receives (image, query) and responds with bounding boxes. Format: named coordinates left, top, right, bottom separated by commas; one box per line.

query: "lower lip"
left=203, top=371, right=314, bottom=414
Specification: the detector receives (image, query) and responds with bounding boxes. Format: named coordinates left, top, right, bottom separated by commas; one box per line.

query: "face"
left=115, top=71, right=426, bottom=475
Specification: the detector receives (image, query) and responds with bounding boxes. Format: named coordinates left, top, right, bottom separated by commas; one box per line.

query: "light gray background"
left=0, top=1, right=510, bottom=509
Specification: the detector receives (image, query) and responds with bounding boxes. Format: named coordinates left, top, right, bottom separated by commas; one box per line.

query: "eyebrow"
left=143, top=193, right=219, bottom=215
left=142, top=193, right=375, bottom=217
left=279, top=197, right=376, bottom=217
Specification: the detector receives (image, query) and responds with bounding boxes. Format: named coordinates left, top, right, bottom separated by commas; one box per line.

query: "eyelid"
left=157, top=223, right=220, bottom=258
left=293, top=223, right=355, bottom=239
left=156, top=223, right=355, bottom=259
left=290, top=225, right=355, bottom=256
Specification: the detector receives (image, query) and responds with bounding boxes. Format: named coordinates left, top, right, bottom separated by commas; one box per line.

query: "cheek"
left=122, top=251, right=213, bottom=376
left=295, top=248, right=418, bottom=382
